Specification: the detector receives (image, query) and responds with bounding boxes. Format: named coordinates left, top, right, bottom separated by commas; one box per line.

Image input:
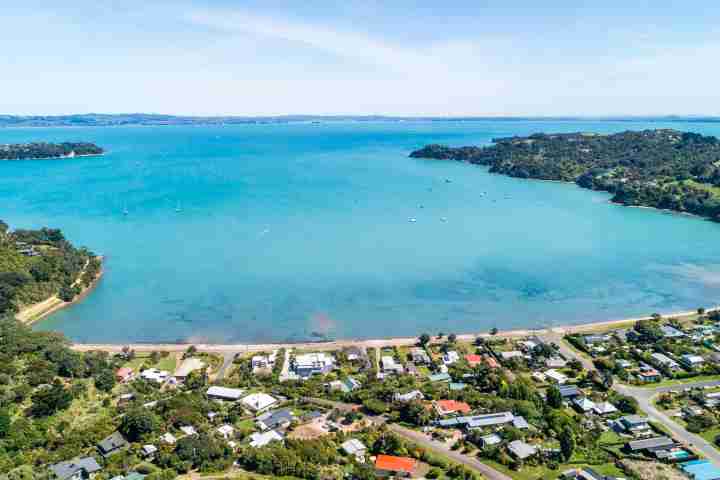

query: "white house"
left=442, top=351, right=460, bottom=365
left=341, top=438, right=367, bottom=461
left=544, top=369, right=568, bottom=384
left=216, top=424, right=235, bottom=440
left=241, top=392, right=278, bottom=412
left=293, top=352, right=335, bottom=378
left=249, top=430, right=283, bottom=448
left=207, top=386, right=245, bottom=401
left=381, top=356, right=404, bottom=374
left=680, top=354, right=705, bottom=369
left=252, top=350, right=278, bottom=373
left=141, top=368, right=169, bottom=383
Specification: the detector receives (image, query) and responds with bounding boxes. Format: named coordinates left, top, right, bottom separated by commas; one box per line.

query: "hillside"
left=0, top=142, right=103, bottom=160
left=0, top=220, right=100, bottom=317
left=410, top=129, right=720, bottom=220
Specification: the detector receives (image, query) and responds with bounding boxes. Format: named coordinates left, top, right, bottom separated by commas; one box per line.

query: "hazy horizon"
left=4, top=1, right=720, bottom=117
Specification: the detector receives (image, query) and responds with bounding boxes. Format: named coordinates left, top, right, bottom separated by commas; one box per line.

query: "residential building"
left=680, top=354, right=705, bottom=369
left=558, top=385, right=580, bottom=399
left=256, top=409, right=294, bottom=431
left=174, top=358, right=205, bottom=380
left=512, top=416, right=530, bottom=429
left=436, top=411, right=515, bottom=429
left=207, top=386, right=245, bottom=401
left=216, top=424, right=235, bottom=440
left=241, top=392, right=278, bottom=412
left=49, top=457, right=102, bottom=480
left=660, top=325, right=685, bottom=338
left=592, top=402, right=618, bottom=415
left=500, top=351, right=523, bottom=360
left=507, top=440, right=537, bottom=460
left=97, top=432, right=128, bottom=458
left=249, top=430, right=283, bottom=448
left=141, top=445, right=157, bottom=458
left=329, top=377, right=361, bottom=393
left=433, top=400, right=471, bottom=416
left=480, top=433, right=502, bottom=447
left=115, top=367, right=133, bottom=383
left=546, top=357, right=568, bottom=368
left=410, top=347, right=431, bottom=364
left=292, top=352, right=335, bottom=377
left=140, top=368, right=169, bottom=383
left=651, top=353, right=679, bottom=370
left=544, top=369, right=568, bottom=384
left=573, top=397, right=596, bottom=413
left=442, top=350, right=460, bottom=365
left=465, top=354, right=482, bottom=366
left=160, top=433, right=177, bottom=445
left=374, top=454, right=417, bottom=478
left=626, top=436, right=677, bottom=454
left=381, top=356, right=404, bottom=374
left=251, top=350, right=278, bottom=372
left=619, top=415, right=652, bottom=435
left=179, top=426, right=197, bottom=436
left=428, top=372, right=451, bottom=383
left=341, top=438, right=367, bottom=462
left=393, top=390, right=424, bottom=403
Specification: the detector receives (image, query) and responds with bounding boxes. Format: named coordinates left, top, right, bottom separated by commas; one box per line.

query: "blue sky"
left=4, top=1, right=720, bottom=116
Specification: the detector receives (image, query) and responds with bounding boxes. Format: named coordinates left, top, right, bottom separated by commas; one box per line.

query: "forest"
left=411, top=129, right=720, bottom=220
left=0, top=142, right=103, bottom=160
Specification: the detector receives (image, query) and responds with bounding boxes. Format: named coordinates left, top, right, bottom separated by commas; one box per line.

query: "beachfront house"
left=115, top=367, right=133, bottom=383
left=381, top=356, right=404, bottom=374
left=140, top=368, right=169, bottom=383
left=442, top=350, right=460, bottom=365
left=292, top=352, right=335, bottom=378
left=174, top=357, right=205, bottom=381
left=251, top=350, right=278, bottom=373
left=660, top=325, right=685, bottom=339
left=410, top=347, right=431, bottom=364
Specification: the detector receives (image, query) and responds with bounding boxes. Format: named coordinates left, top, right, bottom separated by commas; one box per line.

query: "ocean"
left=2, top=119, right=720, bottom=343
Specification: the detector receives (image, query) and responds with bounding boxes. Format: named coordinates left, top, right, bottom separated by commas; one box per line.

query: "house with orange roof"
left=465, top=354, right=482, bottom=366
left=115, top=367, right=134, bottom=383
left=374, top=454, right=417, bottom=478
left=433, top=399, right=472, bottom=416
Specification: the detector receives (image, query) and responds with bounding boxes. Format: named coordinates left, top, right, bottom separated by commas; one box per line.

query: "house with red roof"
left=374, top=454, right=417, bottom=478
left=433, top=399, right=472, bottom=416
left=465, top=354, right=482, bottom=366
left=115, top=367, right=134, bottom=383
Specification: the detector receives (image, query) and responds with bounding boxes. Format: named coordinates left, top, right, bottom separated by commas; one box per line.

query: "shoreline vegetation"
left=71, top=306, right=714, bottom=352
left=0, top=219, right=102, bottom=324
left=410, top=129, right=720, bottom=222
left=0, top=141, right=103, bottom=160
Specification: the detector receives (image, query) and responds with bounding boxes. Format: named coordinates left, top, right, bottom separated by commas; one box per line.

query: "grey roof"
left=437, top=411, right=514, bottom=429
left=512, top=416, right=529, bottom=429
left=627, top=436, right=675, bottom=451
left=257, top=408, right=294, bottom=430
left=429, top=372, right=451, bottom=382
left=97, top=431, right=129, bottom=456
left=50, top=457, right=102, bottom=480
left=620, top=415, right=649, bottom=427
left=507, top=440, right=537, bottom=459
left=660, top=325, right=684, bottom=337
left=341, top=438, right=367, bottom=455
left=558, top=385, right=580, bottom=398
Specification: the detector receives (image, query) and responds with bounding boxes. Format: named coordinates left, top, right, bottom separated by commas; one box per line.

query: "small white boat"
left=409, top=218, right=417, bottom=223
left=175, top=201, right=182, bottom=213
left=440, top=217, right=447, bottom=222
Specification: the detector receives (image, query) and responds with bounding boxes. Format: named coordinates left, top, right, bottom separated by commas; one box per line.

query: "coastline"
left=70, top=305, right=712, bottom=353
left=16, top=256, right=105, bottom=326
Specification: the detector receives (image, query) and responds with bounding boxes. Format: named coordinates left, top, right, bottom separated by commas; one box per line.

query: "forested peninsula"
left=0, top=220, right=101, bottom=318
left=0, top=142, right=103, bottom=160
left=411, top=129, right=720, bottom=220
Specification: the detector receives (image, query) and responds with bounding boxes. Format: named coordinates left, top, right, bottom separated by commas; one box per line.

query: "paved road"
left=544, top=332, right=720, bottom=467
left=615, top=383, right=720, bottom=467
left=213, top=351, right=238, bottom=382
left=389, top=424, right=513, bottom=480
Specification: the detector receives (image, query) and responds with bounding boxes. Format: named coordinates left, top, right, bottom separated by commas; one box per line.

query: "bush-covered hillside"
left=410, top=129, right=720, bottom=220
left=0, top=142, right=103, bottom=160
left=0, top=220, right=100, bottom=316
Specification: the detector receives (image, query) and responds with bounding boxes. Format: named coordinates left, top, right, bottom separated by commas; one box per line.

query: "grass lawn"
left=632, top=374, right=720, bottom=389
left=698, top=427, right=720, bottom=447
left=482, top=459, right=624, bottom=480
left=124, top=352, right=177, bottom=372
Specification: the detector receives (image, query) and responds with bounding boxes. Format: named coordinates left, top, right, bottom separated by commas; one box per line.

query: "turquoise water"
left=3, top=120, right=720, bottom=343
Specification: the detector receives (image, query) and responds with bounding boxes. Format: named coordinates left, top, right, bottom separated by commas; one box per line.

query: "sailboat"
left=175, top=201, right=182, bottom=213
left=122, top=205, right=129, bottom=216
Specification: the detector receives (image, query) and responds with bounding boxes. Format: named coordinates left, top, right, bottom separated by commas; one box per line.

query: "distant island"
left=2, top=113, right=720, bottom=127
left=411, top=129, right=720, bottom=221
left=0, top=142, right=103, bottom=160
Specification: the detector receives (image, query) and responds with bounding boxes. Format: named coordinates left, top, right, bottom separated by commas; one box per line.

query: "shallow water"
left=2, top=120, right=720, bottom=343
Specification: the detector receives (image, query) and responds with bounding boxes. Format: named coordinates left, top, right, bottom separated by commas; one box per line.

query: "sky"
left=3, top=0, right=720, bottom=116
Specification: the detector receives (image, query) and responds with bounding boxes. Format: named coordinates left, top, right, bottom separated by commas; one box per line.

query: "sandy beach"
left=70, top=306, right=713, bottom=354
left=16, top=257, right=104, bottom=326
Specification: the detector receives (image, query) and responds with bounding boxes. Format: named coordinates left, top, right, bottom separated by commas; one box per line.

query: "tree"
left=120, top=408, right=159, bottom=441
left=418, top=333, right=431, bottom=347
left=0, top=408, right=10, bottom=438
left=95, top=368, right=116, bottom=392
left=614, top=395, right=638, bottom=414
left=30, top=380, right=72, bottom=417
left=546, top=385, right=563, bottom=409
left=448, top=333, right=457, bottom=343
left=559, top=427, right=575, bottom=461
left=490, top=327, right=499, bottom=335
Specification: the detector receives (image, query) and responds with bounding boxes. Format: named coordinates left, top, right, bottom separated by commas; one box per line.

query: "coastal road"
left=389, top=424, right=513, bottom=480
left=615, top=383, right=720, bottom=467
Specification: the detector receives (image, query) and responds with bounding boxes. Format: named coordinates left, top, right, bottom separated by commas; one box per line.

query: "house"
left=292, top=352, right=335, bottom=377
left=179, top=426, right=197, bottom=436
left=583, top=334, right=608, bottom=346
left=207, top=386, right=245, bottom=401
left=660, top=325, right=685, bottom=338
left=374, top=454, right=417, bottom=478
left=433, top=400, right=471, bottom=416
left=681, top=459, right=720, bottom=480
left=626, top=436, right=676, bottom=454
left=573, top=397, right=596, bottom=413
left=97, top=432, right=129, bottom=458
left=141, top=445, right=157, bottom=458
left=637, top=363, right=662, bottom=382
left=410, top=347, right=431, bottom=364
left=393, top=390, right=424, bottom=403
left=160, top=433, right=177, bottom=444
left=465, top=354, right=483, bottom=366
left=484, top=355, right=500, bottom=369
left=241, top=392, right=278, bottom=412
left=561, top=468, right=609, bottom=480
left=512, top=416, right=530, bottom=429
left=592, top=402, right=618, bottom=415
left=531, top=371, right=546, bottom=382
left=618, top=415, right=651, bottom=435
left=507, top=440, right=537, bottom=460
left=140, top=368, right=169, bottom=383
left=436, top=411, right=515, bottom=429
left=500, top=351, right=523, bottom=360
left=256, top=408, right=294, bottom=431
left=251, top=350, right=278, bottom=372
left=680, top=354, right=705, bottom=369
left=519, top=340, right=538, bottom=352
left=558, top=385, right=580, bottom=399
left=545, top=356, right=567, bottom=368
left=216, top=424, right=235, bottom=440
left=442, top=351, right=460, bottom=365
left=428, top=372, right=451, bottom=383
left=341, top=438, right=367, bottom=461
left=545, top=369, right=568, bottom=384
left=449, top=382, right=466, bottom=391
left=381, top=356, right=404, bottom=374
left=174, top=357, right=205, bottom=380
left=249, top=430, right=283, bottom=448
left=49, top=457, right=102, bottom=480
left=651, top=353, right=680, bottom=370
left=480, top=433, right=502, bottom=447
left=329, top=377, right=361, bottom=393
left=115, top=367, right=133, bottom=383
left=616, top=359, right=632, bottom=369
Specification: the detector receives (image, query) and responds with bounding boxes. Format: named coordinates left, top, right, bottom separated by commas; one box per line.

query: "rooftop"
left=375, top=454, right=417, bottom=473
